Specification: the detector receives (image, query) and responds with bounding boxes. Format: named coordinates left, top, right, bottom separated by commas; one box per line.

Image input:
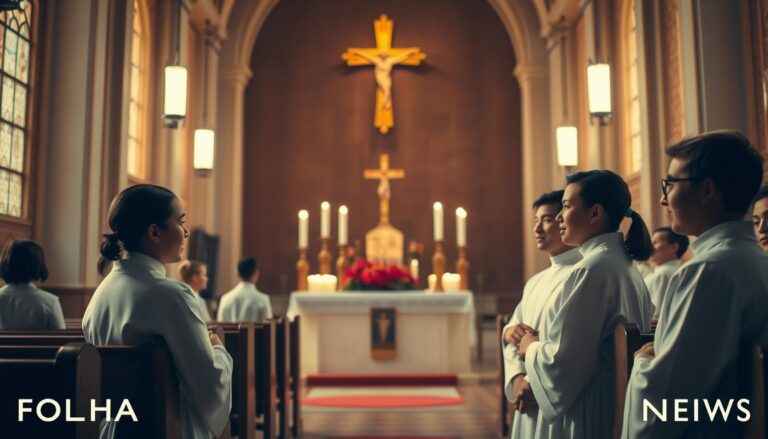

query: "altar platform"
left=287, top=291, right=476, bottom=377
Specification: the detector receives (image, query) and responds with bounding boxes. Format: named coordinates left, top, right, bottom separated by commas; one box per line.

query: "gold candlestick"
left=336, top=244, right=348, bottom=290
left=296, top=248, right=309, bottom=290
left=432, top=241, right=446, bottom=292
left=318, top=238, right=332, bottom=274
left=457, top=246, right=470, bottom=290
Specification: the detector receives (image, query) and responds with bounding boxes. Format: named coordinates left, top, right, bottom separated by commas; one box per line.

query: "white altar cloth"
left=287, top=291, right=476, bottom=375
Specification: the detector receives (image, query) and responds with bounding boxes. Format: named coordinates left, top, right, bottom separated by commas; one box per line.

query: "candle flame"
left=456, top=207, right=467, bottom=217
left=298, top=210, right=309, bottom=219
left=339, top=205, right=348, bottom=214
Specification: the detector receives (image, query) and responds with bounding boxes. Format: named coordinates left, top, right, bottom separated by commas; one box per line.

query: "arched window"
left=0, top=2, right=33, bottom=218
left=127, top=0, right=149, bottom=181
left=621, top=0, right=643, bottom=177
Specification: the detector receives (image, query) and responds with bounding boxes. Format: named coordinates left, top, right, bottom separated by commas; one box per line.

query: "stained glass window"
left=0, top=1, right=32, bottom=218
left=127, top=0, right=147, bottom=179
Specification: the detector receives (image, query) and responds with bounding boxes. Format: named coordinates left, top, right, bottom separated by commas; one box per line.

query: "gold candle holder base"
left=457, top=246, right=470, bottom=291
left=336, top=244, right=349, bottom=290
left=318, top=238, right=332, bottom=274
left=432, top=241, right=445, bottom=292
left=297, top=248, right=309, bottom=290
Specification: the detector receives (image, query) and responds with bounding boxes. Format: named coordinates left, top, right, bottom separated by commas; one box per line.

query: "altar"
left=286, top=291, right=476, bottom=376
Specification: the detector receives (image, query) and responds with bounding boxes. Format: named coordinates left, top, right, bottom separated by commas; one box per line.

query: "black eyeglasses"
left=661, top=176, right=700, bottom=198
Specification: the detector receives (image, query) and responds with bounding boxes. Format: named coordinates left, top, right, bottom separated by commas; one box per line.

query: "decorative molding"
left=514, top=64, right=548, bottom=81
left=221, top=65, right=252, bottom=88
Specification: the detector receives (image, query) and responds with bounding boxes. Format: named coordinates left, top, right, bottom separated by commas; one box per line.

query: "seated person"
left=179, top=260, right=212, bottom=322
left=217, top=257, right=272, bottom=322
left=82, top=184, right=232, bottom=439
left=0, top=239, right=64, bottom=330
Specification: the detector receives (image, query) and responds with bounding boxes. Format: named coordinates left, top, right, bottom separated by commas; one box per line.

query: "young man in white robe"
left=622, top=131, right=768, bottom=439
left=753, top=185, right=768, bottom=252
left=516, top=170, right=654, bottom=439
left=644, top=227, right=689, bottom=321
left=502, top=190, right=582, bottom=439
left=218, top=257, right=273, bottom=322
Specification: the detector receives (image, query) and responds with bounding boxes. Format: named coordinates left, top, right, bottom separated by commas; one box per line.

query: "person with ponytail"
left=623, top=131, right=768, bottom=439
left=82, top=184, right=232, bottom=439
left=515, top=169, right=653, bottom=439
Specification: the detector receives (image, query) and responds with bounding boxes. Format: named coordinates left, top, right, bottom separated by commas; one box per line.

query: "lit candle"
left=298, top=210, right=309, bottom=249
left=442, top=272, right=461, bottom=291
left=321, top=201, right=331, bottom=238
left=433, top=202, right=444, bottom=241
left=456, top=207, right=467, bottom=247
left=410, top=259, right=419, bottom=280
left=338, top=205, right=348, bottom=245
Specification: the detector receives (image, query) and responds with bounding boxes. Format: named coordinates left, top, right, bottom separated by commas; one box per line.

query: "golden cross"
left=342, top=15, right=426, bottom=134
left=364, top=153, right=404, bottom=225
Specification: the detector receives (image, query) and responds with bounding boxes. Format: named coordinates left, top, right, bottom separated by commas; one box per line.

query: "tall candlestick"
left=318, top=238, right=332, bottom=274
left=321, top=201, right=331, bottom=238
left=298, top=210, right=309, bottom=249
left=338, top=205, right=348, bottom=245
left=336, top=244, right=348, bottom=290
left=296, top=248, right=309, bottom=290
left=457, top=246, right=470, bottom=290
left=456, top=207, right=467, bottom=247
left=433, top=202, right=444, bottom=241
left=433, top=241, right=445, bottom=292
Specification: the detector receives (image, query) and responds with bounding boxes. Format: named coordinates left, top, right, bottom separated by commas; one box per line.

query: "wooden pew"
left=0, top=334, right=183, bottom=439
left=255, top=320, right=277, bottom=439
left=613, top=321, right=653, bottom=439
left=289, top=316, right=301, bottom=438
left=496, top=314, right=512, bottom=438
left=0, top=342, right=101, bottom=439
left=211, top=322, right=256, bottom=439
left=274, top=317, right=291, bottom=438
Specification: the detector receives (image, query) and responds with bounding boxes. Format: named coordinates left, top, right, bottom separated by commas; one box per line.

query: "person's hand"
left=635, top=341, right=654, bottom=359
left=518, top=332, right=539, bottom=359
left=503, top=323, right=537, bottom=347
left=511, top=375, right=537, bottom=413
left=209, top=330, right=223, bottom=347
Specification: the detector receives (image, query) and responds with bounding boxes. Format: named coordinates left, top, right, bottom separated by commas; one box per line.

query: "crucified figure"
left=347, top=49, right=420, bottom=110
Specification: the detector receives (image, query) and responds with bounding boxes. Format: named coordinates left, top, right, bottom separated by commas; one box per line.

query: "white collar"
left=120, top=252, right=167, bottom=278
left=549, top=247, right=582, bottom=267
left=579, top=232, right=625, bottom=258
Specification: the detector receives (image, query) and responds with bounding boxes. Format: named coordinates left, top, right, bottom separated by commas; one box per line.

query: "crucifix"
left=342, top=15, right=426, bottom=134
left=364, top=153, right=404, bottom=225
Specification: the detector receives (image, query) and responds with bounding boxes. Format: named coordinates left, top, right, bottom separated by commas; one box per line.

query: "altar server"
left=753, top=185, right=768, bottom=252
left=502, top=189, right=582, bottom=439
left=622, top=131, right=768, bottom=439
left=644, top=227, right=688, bottom=320
left=517, top=170, right=653, bottom=439
left=0, top=239, right=65, bottom=330
left=83, top=184, right=232, bottom=439
left=218, top=257, right=272, bottom=323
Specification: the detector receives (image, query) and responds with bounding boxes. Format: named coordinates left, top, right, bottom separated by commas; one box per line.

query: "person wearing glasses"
left=753, top=185, right=768, bottom=252
left=644, top=227, right=689, bottom=322
left=622, top=131, right=768, bottom=439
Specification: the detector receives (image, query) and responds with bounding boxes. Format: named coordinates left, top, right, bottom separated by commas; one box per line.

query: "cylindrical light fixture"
left=163, top=65, right=188, bottom=127
left=193, top=129, right=215, bottom=172
left=556, top=126, right=578, bottom=167
left=587, top=62, right=611, bottom=124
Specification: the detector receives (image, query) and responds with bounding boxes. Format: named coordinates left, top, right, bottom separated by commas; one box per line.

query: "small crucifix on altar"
left=342, top=15, right=426, bottom=134
left=363, top=153, right=405, bottom=264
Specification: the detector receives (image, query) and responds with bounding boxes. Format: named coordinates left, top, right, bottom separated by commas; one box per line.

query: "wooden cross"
left=342, top=14, right=426, bottom=134
left=364, top=153, right=404, bottom=225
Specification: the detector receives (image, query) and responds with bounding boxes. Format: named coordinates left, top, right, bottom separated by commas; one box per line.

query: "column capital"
left=514, top=64, right=548, bottom=82
left=221, top=65, right=252, bottom=89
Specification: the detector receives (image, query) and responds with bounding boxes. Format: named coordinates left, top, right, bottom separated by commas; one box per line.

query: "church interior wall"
left=241, top=0, right=524, bottom=296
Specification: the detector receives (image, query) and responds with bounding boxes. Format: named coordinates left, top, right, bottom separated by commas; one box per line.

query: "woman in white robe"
left=518, top=170, right=654, bottom=439
left=82, top=184, right=232, bottom=439
left=0, top=240, right=65, bottom=330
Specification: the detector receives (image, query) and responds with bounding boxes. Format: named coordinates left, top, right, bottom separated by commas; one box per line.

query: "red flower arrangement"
left=343, top=259, right=416, bottom=291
